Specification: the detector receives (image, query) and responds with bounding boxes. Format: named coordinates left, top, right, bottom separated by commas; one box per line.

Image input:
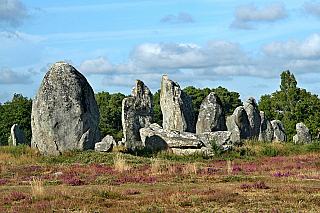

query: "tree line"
left=0, top=71, right=319, bottom=145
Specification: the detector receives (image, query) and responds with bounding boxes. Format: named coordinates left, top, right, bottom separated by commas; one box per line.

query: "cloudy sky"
left=1, top=0, right=320, bottom=103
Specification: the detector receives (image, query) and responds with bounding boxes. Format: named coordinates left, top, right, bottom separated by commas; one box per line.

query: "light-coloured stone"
left=95, top=141, right=113, bottom=152
left=31, top=62, right=101, bottom=155
left=271, top=120, right=287, bottom=142
left=10, top=124, right=26, bottom=146
left=293, top=122, right=312, bottom=144
left=122, top=79, right=153, bottom=150
left=259, top=111, right=274, bottom=142
left=196, top=131, right=232, bottom=148
left=160, top=75, right=196, bottom=133
left=244, top=97, right=261, bottom=139
left=226, top=106, right=251, bottom=143
left=196, top=92, right=227, bottom=134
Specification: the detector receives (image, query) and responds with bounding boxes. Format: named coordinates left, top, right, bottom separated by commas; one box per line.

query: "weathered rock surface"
left=102, top=135, right=117, bottom=146
left=140, top=123, right=231, bottom=155
left=293, top=123, right=312, bottom=144
left=160, top=75, right=196, bottom=133
left=94, top=141, right=113, bottom=152
left=226, top=106, right=251, bottom=143
left=10, top=124, right=26, bottom=146
left=31, top=62, right=101, bottom=155
left=122, top=79, right=153, bottom=150
left=244, top=97, right=261, bottom=139
left=271, top=120, right=287, bottom=142
left=259, top=112, right=274, bottom=142
left=196, top=92, right=227, bottom=134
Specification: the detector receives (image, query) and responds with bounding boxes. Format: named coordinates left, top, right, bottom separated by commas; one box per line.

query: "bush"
left=306, top=140, right=320, bottom=153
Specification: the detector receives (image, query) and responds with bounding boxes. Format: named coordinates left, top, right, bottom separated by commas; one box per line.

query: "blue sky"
left=1, top=0, right=320, bottom=103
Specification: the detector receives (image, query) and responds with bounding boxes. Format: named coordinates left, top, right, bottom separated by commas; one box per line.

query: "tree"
left=0, top=94, right=32, bottom=145
left=95, top=92, right=127, bottom=141
left=258, top=70, right=320, bottom=141
left=153, top=89, right=162, bottom=126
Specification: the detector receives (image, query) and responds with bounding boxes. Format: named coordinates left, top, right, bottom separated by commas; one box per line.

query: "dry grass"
left=182, top=162, right=198, bottom=175
left=150, top=157, right=162, bottom=175
left=113, top=153, right=131, bottom=172
left=30, top=177, right=44, bottom=199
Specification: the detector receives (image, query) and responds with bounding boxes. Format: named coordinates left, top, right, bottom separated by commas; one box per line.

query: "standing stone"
left=258, top=112, right=274, bottom=142
left=160, top=75, right=196, bottom=133
left=196, top=92, right=227, bottom=134
left=271, top=120, right=287, bottom=142
left=9, top=124, right=26, bottom=146
left=244, top=97, right=261, bottom=139
left=31, top=62, right=101, bottom=155
left=122, top=79, right=153, bottom=150
left=293, top=123, right=312, bottom=144
left=226, top=106, right=251, bottom=143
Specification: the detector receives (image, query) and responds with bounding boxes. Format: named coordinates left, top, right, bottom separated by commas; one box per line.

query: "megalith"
left=31, top=62, right=101, bottom=155
left=9, top=124, right=26, bottom=146
left=160, top=75, right=196, bottom=133
left=226, top=106, right=251, bottom=143
left=258, top=111, right=274, bottom=142
left=122, top=79, right=153, bottom=150
left=196, top=92, right=227, bottom=134
left=271, top=120, right=287, bottom=142
left=293, top=123, right=312, bottom=144
left=244, top=97, right=261, bottom=139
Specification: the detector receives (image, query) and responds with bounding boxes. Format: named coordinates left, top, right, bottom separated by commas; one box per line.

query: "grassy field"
left=0, top=141, right=320, bottom=212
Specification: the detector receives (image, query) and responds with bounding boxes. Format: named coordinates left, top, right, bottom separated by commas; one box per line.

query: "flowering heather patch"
left=63, top=177, right=85, bottom=186
left=240, top=180, right=270, bottom=189
left=0, top=178, right=9, bottom=185
left=6, top=192, right=26, bottom=201
left=109, top=175, right=157, bottom=185
left=270, top=171, right=295, bottom=178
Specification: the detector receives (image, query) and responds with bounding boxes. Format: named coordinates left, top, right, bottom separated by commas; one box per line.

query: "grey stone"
left=259, top=111, right=274, bottom=142
left=122, top=79, right=153, bottom=150
left=293, top=123, right=312, bottom=144
left=31, top=62, right=101, bottom=155
left=95, top=141, right=113, bottom=152
left=226, top=106, right=251, bottom=143
left=244, top=97, right=261, bottom=139
left=160, top=75, right=196, bottom=133
left=171, top=147, right=213, bottom=156
left=222, top=145, right=233, bottom=152
left=102, top=135, right=118, bottom=146
left=271, top=120, right=287, bottom=142
left=196, top=131, right=232, bottom=148
left=10, top=124, right=26, bottom=146
left=196, top=92, right=227, bottom=134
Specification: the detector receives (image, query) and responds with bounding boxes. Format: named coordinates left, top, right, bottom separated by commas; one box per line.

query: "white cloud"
left=230, top=3, right=288, bottom=30
left=161, top=12, right=195, bottom=24
left=0, top=67, right=33, bottom=84
left=261, top=33, right=320, bottom=59
left=0, top=0, right=28, bottom=29
left=79, top=33, right=320, bottom=89
left=303, top=2, right=320, bottom=18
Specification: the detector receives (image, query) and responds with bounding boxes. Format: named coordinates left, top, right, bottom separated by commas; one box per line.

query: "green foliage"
left=305, top=140, right=320, bottom=153
left=0, top=144, right=32, bottom=158
left=153, top=89, right=162, bottom=126
left=0, top=94, right=32, bottom=146
left=258, top=70, right=320, bottom=142
left=95, top=91, right=128, bottom=141
left=259, top=144, right=280, bottom=157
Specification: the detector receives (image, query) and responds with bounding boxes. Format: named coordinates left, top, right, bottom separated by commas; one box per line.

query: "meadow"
left=0, top=141, right=320, bottom=212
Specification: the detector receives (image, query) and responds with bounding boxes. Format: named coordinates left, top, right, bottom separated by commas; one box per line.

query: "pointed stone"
left=10, top=124, right=26, bottom=146
left=226, top=106, right=251, bottom=143
left=196, top=92, right=227, bottom=134
left=160, top=75, right=196, bottom=133
left=122, top=79, right=153, bottom=150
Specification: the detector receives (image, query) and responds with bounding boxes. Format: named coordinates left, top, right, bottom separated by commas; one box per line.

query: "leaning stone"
left=122, top=79, right=153, bottom=150
left=160, top=75, right=196, bottom=133
left=101, top=135, right=117, bottom=147
left=10, top=124, right=26, bottom=146
left=226, top=106, right=251, bottom=143
left=293, top=123, right=312, bottom=144
left=271, top=120, right=287, bottom=142
left=258, top=111, right=274, bottom=142
left=31, top=62, right=101, bottom=155
left=196, top=92, right=227, bottom=134
left=244, top=97, right=261, bottom=139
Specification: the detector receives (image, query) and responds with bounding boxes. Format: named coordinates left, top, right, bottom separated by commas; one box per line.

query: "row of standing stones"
left=4, top=62, right=314, bottom=155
